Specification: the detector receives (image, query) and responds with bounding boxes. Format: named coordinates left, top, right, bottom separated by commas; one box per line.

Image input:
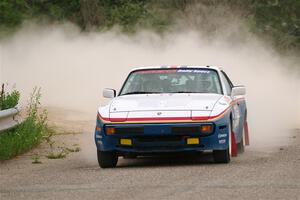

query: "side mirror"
left=103, top=88, right=116, bottom=98
left=231, top=86, right=246, bottom=96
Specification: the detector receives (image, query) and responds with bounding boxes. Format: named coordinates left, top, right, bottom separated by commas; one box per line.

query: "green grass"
left=31, top=154, right=42, bottom=164
left=0, top=83, right=20, bottom=110
left=46, top=150, right=68, bottom=159
left=66, top=146, right=81, bottom=153
left=0, top=88, right=48, bottom=160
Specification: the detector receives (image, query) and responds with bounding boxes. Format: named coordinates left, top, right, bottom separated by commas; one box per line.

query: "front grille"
left=171, top=126, right=199, bottom=134
left=110, top=123, right=213, bottom=135
left=136, top=135, right=183, bottom=143
left=115, top=127, right=144, bottom=134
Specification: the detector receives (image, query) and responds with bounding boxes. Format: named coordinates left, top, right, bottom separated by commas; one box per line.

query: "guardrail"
left=0, top=106, right=21, bottom=133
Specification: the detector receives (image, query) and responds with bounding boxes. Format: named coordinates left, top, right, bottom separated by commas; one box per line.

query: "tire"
left=237, top=136, right=245, bottom=153
left=213, top=121, right=232, bottom=163
left=237, top=117, right=246, bottom=154
left=213, top=148, right=230, bottom=163
left=97, top=150, right=118, bottom=168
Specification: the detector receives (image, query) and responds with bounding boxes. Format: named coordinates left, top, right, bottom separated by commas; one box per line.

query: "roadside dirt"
left=0, top=109, right=299, bottom=200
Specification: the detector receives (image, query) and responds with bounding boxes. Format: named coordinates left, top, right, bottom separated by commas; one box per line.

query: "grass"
left=66, top=146, right=81, bottom=153
left=31, top=154, right=42, bottom=164
left=46, top=144, right=80, bottom=159
left=0, top=86, right=81, bottom=161
left=44, top=126, right=80, bottom=159
left=0, top=88, right=49, bottom=160
left=0, top=83, right=20, bottom=110
left=46, top=149, right=68, bottom=159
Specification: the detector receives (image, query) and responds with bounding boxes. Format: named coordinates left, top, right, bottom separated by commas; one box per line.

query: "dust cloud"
left=0, top=23, right=299, bottom=153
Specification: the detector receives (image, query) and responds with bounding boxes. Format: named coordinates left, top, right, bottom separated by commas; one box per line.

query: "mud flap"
left=231, top=131, right=238, bottom=157
left=244, top=121, right=250, bottom=146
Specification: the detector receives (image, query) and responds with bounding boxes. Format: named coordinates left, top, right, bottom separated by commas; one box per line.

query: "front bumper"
left=95, top=121, right=230, bottom=154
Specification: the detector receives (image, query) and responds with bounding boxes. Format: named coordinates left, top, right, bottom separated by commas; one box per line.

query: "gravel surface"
left=0, top=122, right=299, bottom=200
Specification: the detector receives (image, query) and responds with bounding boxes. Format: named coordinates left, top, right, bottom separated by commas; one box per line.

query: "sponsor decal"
left=96, top=135, right=102, bottom=139
left=218, top=134, right=227, bottom=138
left=136, top=69, right=177, bottom=74
left=97, top=140, right=102, bottom=145
left=177, top=69, right=211, bottom=73
left=219, top=139, right=226, bottom=144
left=136, top=69, right=211, bottom=74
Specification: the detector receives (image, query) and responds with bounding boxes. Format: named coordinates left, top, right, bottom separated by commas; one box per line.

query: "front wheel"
left=237, top=136, right=245, bottom=153
left=213, top=148, right=230, bottom=163
left=213, top=121, right=233, bottom=163
left=97, top=150, right=118, bottom=168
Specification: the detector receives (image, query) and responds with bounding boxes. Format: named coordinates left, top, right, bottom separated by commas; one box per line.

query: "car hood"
left=109, top=93, right=223, bottom=113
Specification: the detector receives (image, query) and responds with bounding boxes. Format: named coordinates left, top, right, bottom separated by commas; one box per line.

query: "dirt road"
left=0, top=114, right=299, bottom=200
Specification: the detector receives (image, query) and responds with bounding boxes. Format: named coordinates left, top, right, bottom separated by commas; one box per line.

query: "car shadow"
left=117, top=152, right=216, bottom=168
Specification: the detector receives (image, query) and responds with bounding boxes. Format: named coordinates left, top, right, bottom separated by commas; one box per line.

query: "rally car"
left=95, top=66, right=249, bottom=168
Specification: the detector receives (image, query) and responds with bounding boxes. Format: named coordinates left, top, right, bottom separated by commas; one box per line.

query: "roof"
left=131, top=65, right=222, bottom=71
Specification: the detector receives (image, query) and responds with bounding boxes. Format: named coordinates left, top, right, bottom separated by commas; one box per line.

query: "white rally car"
left=95, top=66, right=249, bottom=168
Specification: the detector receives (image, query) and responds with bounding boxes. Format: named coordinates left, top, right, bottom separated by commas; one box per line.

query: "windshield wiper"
left=171, top=91, right=203, bottom=93
left=121, top=91, right=161, bottom=96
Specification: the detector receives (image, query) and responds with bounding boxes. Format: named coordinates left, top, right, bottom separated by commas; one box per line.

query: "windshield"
left=120, top=69, right=222, bottom=95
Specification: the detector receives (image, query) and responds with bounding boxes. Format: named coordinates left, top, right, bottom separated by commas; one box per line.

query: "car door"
left=220, top=71, right=242, bottom=141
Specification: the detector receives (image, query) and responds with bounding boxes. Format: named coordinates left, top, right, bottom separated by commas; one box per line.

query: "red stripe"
left=126, top=116, right=190, bottom=121
left=98, top=98, right=245, bottom=122
left=98, top=113, right=109, bottom=121
left=98, top=108, right=229, bottom=122
left=110, top=118, right=127, bottom=122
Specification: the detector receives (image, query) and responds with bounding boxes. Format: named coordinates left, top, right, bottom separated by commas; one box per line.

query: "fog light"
left=120, top=138, right=132, bottom=146
left=106, top=127, right=116, bottom=135
left=200, top=125, right=213, bottom=134
left=187, top=138, right=199, bottom=145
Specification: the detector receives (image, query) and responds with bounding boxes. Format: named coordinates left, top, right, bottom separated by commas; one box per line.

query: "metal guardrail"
left=0, top=105, right=21, bottom=133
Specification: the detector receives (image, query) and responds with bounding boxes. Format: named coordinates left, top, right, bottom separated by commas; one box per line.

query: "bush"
left=0, top=84, right=20, bottom=110
left=0, top=0, right=299, bottom=51
left=0, top=87, right=48, bottom=160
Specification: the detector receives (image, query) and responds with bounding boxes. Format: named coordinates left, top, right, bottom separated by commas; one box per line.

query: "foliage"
left=0, top=84, right=20, bottom=110
left=0, top=0, right=28, bottom=28
left=107, top=1, right=146, bottom=31
left=0, top=0, right=299, bottom=51
left=45, top=145, right=80, bottom=159
left=46, top=150, right=67, bottom=159
left=0, top=87, right=48, bottom=160
left=31, top=154, right=42, bottom=164
left=66, top=146, right=81, bottom=153
left=253, top=0, right=300, bottom=50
